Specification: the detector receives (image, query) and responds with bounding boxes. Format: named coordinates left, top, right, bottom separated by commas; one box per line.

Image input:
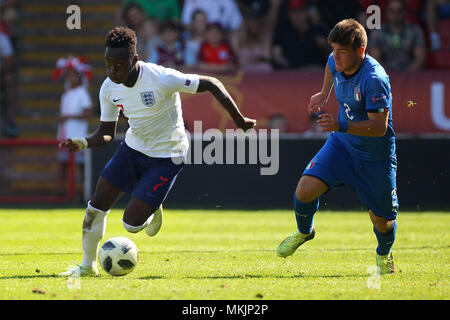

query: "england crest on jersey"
left=140, top=91, right=155, bottom=107
left=354, top=86, right=361, bottom=102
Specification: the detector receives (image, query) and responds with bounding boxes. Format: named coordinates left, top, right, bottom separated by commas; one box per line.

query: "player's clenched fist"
left=58, top=137, right=88, bottom=152
left=316, top=113, right=339, bottom=132
left=307, top=92, right=327, bottom=114
left=237, top=117, right=257, bottom=131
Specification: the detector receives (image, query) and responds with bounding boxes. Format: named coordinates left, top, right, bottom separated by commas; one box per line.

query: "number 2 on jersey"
left=344, top=103, right=354, bottom=120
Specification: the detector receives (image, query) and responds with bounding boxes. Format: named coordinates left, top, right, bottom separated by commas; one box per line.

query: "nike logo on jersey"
left=113, top=98, right=122, bottom=102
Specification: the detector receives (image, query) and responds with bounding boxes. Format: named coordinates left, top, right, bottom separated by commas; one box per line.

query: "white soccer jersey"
left=99, top=61, right=199, bottom=158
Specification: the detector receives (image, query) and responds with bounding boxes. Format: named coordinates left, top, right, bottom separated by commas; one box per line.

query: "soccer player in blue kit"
left=277, top=19, right=398, bottom=275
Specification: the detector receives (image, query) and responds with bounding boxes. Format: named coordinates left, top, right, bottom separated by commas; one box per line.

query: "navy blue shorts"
left=100, top=141, right=184, bottom=209
left=302, top=134, right=398, bottom=220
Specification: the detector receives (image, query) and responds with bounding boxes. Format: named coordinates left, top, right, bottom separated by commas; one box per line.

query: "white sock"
left=122, top=206, right=161, bottom=233
left=81, top=201, right=109, bottom=269
left=122, top=214, right=154, bottom=233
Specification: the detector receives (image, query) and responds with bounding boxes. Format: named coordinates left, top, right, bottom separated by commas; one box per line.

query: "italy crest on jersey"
left=140, top=91, right=155, bottom=107
left=354, top=86, right=361, bottom=102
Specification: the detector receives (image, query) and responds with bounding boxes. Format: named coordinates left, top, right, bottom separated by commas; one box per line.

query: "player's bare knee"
left=295, top=187, right=316, bottom=203
left=370, top=210, right=394, bottom=233
left=296, top=176, right=327, bottom=203
left=374, top=219, right=393, bottom=234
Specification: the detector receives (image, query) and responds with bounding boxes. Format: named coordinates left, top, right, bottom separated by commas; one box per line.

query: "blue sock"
left=294, top=193, right=319, bottom=234
left=373, top=220, right=397, bottom=255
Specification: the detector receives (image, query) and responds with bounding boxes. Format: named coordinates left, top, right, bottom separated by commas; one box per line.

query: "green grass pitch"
left=0, top=208, right=448, bottom=300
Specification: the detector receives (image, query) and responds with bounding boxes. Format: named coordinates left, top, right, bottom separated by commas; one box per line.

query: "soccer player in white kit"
left=60, top=27, right=256, bottom=276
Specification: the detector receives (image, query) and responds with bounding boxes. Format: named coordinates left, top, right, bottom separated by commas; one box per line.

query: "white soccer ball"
left=98, top=237, right=138, bottom=276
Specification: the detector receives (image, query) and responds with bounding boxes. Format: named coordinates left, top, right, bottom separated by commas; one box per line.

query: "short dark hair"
left=328, top=19, right=367, bottom=51
left=105, top=26, right=137, bottom=54
left=206, top=22, right=224, bottom=32
left=191, top=8, right=207, bottom=21
left=122, top=2, right=145, bottom=26
left=160, top=20, right=182, bottom=33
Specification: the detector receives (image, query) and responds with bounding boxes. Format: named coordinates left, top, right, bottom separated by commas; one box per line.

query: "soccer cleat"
left=145, top=205, right=163, bottom=237
left=276, top=228, right=315, bottom=258
left=376, top=252, right=394, bottom=275
left=59, top=264, right=99, bottom=277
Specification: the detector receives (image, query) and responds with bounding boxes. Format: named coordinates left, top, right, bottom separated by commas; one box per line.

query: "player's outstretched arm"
left=58, top=121, right=117, bottom=152
left=196, top=75, right=256, bottom=131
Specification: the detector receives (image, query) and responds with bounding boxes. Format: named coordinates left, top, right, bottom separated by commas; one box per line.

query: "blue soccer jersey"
left=301, top=53, right=399, bottom=219
left=327, top=53, right=396, bottom=161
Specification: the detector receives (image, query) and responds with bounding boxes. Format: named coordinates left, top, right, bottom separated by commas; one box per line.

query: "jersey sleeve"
left=364, top=74, right=391, bottom=113
left=327, top=52, right=336, bottom=76
left=99, top=80, right=119, bottom=122
left=156, top=65, right=200, bottom=95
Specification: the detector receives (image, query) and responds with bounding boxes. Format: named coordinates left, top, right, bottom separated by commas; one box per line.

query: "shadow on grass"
left=0, top=272, right=369, bottom=281
left=137, top=276, right=165, bottom=280
left=0, top=252, right=79, bottom=256
left=139, top=245, right=449, bottom=256
left=138, top=273, right=367, bottom=280
left=0, top=274, right=60, bottom=280
left=0, top=245, right=447, bottom=258
left=0, top=274, right=166, bottom=280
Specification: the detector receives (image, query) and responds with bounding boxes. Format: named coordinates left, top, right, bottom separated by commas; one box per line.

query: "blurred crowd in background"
left=0, top=0, right=18, bottom=137
left=111, top=0, right=450, bottom=72
left=0, top=0, right=449, bottom=138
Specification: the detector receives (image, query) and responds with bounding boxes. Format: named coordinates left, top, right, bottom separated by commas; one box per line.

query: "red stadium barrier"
left=181, top=70, right=450, bottom=135
left=0, top=138, right=61, bottom=146
left=0, top=139, right=76, bottom=203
